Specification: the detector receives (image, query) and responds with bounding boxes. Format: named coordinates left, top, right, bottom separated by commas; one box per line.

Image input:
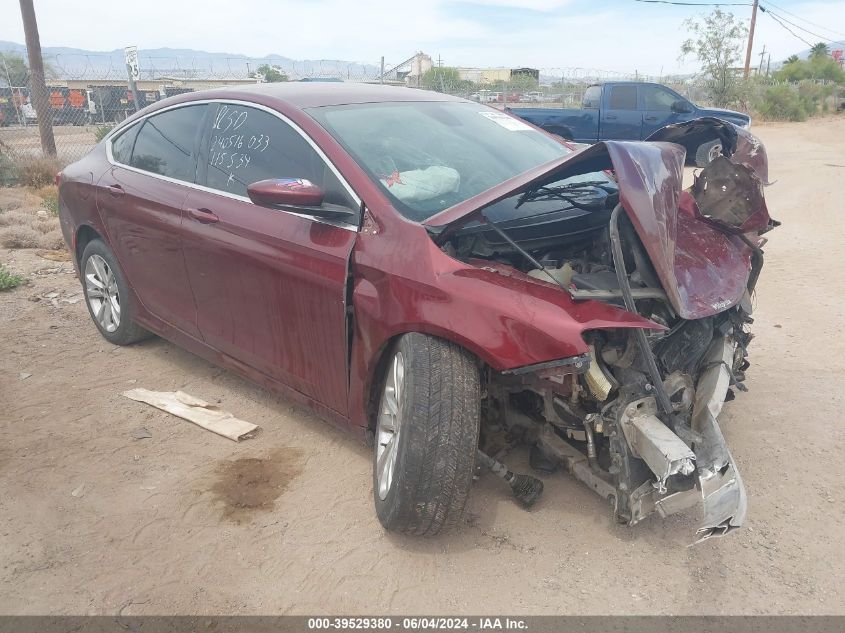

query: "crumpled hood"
left=424, top=118, right=773, bottom=321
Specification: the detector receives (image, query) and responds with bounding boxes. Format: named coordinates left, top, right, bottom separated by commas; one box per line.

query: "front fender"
left=346, top=220, right=660, bottom=429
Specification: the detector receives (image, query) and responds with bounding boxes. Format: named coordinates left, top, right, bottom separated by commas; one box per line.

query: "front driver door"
left=180, top=102, right=360, bottom=415
left=641, top=84, right=686, bottom=138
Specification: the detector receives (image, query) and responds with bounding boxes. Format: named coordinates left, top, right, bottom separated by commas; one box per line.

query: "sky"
left=2, top=0, right=844, bottom=75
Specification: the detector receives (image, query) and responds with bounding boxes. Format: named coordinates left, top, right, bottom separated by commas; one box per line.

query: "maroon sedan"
left=58, top=84, right=774, bottom=539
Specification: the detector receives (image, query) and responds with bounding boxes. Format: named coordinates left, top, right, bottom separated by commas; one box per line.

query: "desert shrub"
left=0, top=265, right=22, bottom=291
left=34, top=184, right=59, bottom=215
left=16, top=157, right=61, bottom=188
left=0, top=143, right=17, bottom=187
left=754, top=84, right=807, bottom=121
left=95, top=124, right=114, bottom=142
left=0, top=210, right=33, bottom=227
left=38, top=229, right=66, bottom=250
left=31, top=215, right=60, bottom=234
left=0, top=226, right=40, bottom=248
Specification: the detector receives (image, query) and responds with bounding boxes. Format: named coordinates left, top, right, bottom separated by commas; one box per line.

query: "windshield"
left=307, top=101, right=572, bottom=221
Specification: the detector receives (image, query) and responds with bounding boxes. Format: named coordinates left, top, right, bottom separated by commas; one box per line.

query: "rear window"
left=608, top=85, right=638, bottom=110
left=130, top=105, right=206, bottom=182
left=110, top=123, right=140, bottom=165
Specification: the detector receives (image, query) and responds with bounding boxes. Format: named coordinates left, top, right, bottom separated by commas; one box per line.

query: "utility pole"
left=743, top=0, right=759, bottom=79
left=380, top=56, right=384, bottom=84
left=18, top=0, right=56, bottom=157
left=758, top=44, right=767, bottom=75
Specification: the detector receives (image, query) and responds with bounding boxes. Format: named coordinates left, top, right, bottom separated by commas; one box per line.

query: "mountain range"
left=0, top=41, right=382, bottom=80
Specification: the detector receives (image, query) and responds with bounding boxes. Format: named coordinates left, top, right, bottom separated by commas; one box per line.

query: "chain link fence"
left=1, top=50, right=841, bottom=179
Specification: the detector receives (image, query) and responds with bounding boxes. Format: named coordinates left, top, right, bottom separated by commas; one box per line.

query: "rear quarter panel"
left=57, top=144, right=111, bottom=263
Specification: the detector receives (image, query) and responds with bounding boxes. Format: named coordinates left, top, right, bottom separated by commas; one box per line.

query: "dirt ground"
left=1, top=117, right=844, bottom=616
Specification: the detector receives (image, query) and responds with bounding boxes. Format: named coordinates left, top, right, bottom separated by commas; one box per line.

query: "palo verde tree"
left=680, top=8, right=748, bottom=108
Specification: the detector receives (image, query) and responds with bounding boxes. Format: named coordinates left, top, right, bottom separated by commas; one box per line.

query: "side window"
left=608, top=85, right=638, bottom=110
left=582, top=86, right=601, bottom=109
left=130, top=104, right=206, bottom=181
left=203, top=103, right=357, bottom=211
left=110, top=122, right=140, bottom=165
left=642, top=86, right=677, bottom=111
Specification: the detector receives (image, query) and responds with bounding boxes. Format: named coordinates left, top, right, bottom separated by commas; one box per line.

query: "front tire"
left=373, top=333, right=480, bottom=535
left=80, top=239, right=150, bottom=346
left=695, top=139, right=723, bottom=167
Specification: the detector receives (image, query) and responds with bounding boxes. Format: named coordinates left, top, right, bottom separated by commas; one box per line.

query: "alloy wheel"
left=84, top=254, right=121, bottom=333
left=376, top=351, right=405, bottom=500
left=708, top=142, right=723, bottom=163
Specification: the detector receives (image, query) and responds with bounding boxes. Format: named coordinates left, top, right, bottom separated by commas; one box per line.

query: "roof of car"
left=186, top=82, right=464, bottom=109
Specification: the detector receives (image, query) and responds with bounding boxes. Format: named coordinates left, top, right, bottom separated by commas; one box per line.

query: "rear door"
left=600, top=84, right=641, bottom=140
left=180, top=101, right=360, bottom=415
left=641, top=84, right=684, bottom=138
left=96, top=104, right=206, bottom=338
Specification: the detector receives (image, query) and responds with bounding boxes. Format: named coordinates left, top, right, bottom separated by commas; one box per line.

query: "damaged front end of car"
left=425, top=118, right=776, bottom=541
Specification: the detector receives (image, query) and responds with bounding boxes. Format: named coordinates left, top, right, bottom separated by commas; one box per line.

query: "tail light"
left=55, top=171, right=62, bottom=186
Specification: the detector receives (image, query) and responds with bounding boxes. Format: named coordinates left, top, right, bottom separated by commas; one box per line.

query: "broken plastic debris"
left=122, top=389, right=259, bottom=442
left=71, top=483, right=86, bottom=498
left=19, top=372, right=32, bottom=380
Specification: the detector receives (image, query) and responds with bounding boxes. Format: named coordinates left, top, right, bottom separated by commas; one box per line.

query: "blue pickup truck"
left=508, top=81, right=751, bottom=166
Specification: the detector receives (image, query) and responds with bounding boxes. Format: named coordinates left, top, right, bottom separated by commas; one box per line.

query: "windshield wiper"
left=516, top=180, right=616, bottom=209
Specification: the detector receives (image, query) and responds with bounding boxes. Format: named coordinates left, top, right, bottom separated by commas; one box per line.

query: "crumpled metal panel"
left=424, top=118, right=771, bottom=320
left=604, top=141, right=753, bottom=320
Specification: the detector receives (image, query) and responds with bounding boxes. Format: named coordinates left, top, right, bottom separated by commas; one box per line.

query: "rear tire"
left=80, top=239, right=150, bottom=346
left=695, top=139, right=723, bottom=167
left=373, top=333, right=480, bottom=535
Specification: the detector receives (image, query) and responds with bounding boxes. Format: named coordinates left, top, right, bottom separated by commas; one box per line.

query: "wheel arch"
left=362, top=328, right=486, bottom=436
left=543, top=124, right=574, bottom=140
left=74, top=224, right=103, bottom=268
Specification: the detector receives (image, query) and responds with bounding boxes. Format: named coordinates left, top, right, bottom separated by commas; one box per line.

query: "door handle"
left=645, top=116, right=658, bottom=122
left=187, top=207, right=219, bottom=224
left=605, top=114, right=618, bottom=120
left=107, top=184, right=124, bottom=197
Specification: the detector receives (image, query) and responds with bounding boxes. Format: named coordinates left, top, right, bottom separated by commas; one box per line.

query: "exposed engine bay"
left=435, top=119, right=776, bottom=541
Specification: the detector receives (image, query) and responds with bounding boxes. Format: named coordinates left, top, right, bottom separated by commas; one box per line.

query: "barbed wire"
left=0, top=49, right=839, bottom=168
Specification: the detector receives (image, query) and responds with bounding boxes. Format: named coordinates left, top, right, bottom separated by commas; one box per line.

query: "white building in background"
left=379, top=52, right=433, bottom=85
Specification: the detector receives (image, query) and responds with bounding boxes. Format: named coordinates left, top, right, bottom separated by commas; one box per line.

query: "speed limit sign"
left=124, top=46, right=140, bottom=81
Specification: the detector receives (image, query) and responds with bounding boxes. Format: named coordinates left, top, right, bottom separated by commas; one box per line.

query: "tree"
left=0, top=52, right=56, bottom=87
left=784, top=55, right=800, bottom=65
left=775, top=55, right=845, bottom=83
left=253, top=64, right=288, bottom=83
left=421, top=66, right=462, bottom=92
left=0, top=53, right=29, bottom=86
left=809, top=42, right=830, bottom=59
left=680, top=9, right=748, bottom=107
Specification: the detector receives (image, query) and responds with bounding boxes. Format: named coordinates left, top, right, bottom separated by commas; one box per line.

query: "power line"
left=633, top=1, right=752, bottom=5
left=763, top=9, right=813, bottom=47
left=761, top=5, right=840, bottom=44
left=760, top=0, right=845, bottom=39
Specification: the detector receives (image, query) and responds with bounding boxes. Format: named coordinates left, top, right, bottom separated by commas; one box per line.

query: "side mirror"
left=246, top=178, right=356, bottom=220
left=672, top=100, right=693, bottom=114
left=248, top=178, right=324, bottom=207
